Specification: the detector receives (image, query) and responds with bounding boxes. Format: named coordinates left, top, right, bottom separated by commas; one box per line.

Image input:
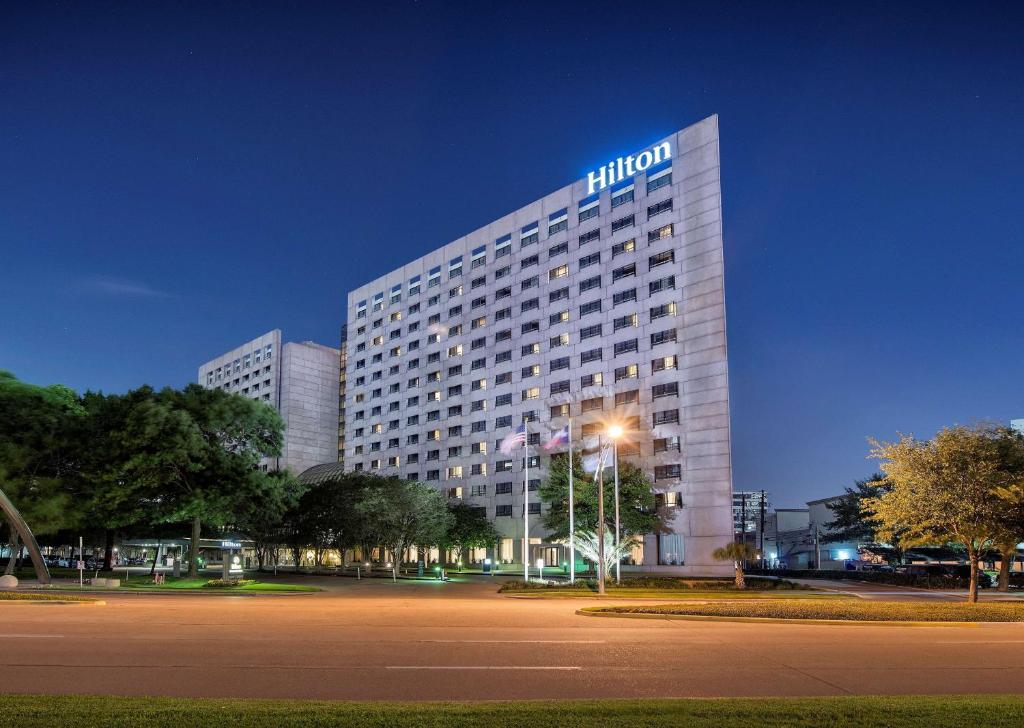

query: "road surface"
left=2, top=577, right=1024, bottom=700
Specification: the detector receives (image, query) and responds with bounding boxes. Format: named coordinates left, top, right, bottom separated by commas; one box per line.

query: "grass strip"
left=1, top=695, right=1023, bottom=727
left=585, top=599, right=1024, bottom=622
left=506, top=589, right=839, bottom=600
left=0, top=592, right=96, bottom=603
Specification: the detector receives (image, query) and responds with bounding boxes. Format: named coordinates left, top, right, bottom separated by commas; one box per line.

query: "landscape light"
left=607, top=424, right=623, bottom=439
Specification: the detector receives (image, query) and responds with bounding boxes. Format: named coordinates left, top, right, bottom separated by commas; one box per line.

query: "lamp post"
left=607, top=424, right=623, bottom=585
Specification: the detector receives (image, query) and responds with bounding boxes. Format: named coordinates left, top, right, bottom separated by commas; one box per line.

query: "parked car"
left=943, top=564, right=992, bottom=588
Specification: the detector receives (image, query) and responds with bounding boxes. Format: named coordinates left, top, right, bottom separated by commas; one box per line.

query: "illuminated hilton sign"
left=586, top=141, right=671, bottom=195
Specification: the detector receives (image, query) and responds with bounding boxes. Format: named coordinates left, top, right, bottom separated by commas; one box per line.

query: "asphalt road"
left=3, top=577, right=1024, bottom=701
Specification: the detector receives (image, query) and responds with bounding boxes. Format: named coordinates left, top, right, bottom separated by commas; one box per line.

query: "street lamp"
left=606, top=424, right=624, bottom=584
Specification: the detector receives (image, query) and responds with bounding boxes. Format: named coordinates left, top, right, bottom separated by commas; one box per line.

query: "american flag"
left=499, top=423, right=527, bottom=454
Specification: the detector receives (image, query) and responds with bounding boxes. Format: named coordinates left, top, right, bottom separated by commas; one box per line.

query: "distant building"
left=763, top=508, right=812, bottom=569
left=732, top=490, right=768, bottom=537
left=808, top=495, right=861, bottom=569
left=197, top=329, right=340, bottom=474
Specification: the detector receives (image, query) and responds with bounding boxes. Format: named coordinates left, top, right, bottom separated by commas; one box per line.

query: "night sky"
left=3, top=2, right=1022, bottom=507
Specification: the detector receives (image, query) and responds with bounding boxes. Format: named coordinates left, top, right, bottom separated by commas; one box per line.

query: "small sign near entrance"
left=76, top=561, right=85, bottom=570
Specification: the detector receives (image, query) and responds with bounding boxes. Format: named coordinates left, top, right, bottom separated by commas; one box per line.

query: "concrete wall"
left=280, top=341, right=341, bottom=475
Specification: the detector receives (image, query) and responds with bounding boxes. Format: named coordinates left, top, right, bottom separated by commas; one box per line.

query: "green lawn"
left=585, top=599, right=1024, bottom=622
left=115, top=577, right=319, bottom=592
left=0, top=591, right=97, bottom=603
left=1, top=695, right=1023, bottom=727
left=508, top=589, right=840, bottom=600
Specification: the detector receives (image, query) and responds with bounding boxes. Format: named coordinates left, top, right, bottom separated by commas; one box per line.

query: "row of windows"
left=354, top=225, right=676, bottom=343
left=352, top=459, right=684, bottom=484
left=354, top=171, right=675, bottom=318
left=205, top=346, right=273, bottom=384
left=350, top=275, right=678, bottom=371
left=350, top=359, right=681, bottom=420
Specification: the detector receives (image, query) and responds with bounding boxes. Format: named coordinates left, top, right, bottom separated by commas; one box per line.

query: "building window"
left=651, top=329, right=677, bottom=346
left=613, top=313, right=637, bottom=331
left=650, top=302, right=677, bottom=320
left=654, top=436, right=681, bottom=453
left=648, top=224, right=673, bottom=243
left=580, top=348, right=602, bottom=364
left=550, top=356, right=570, bottom=372
left=581, top=397, right=603, bottom=413
left=548, top=208, right=568, bottom=235
left=649, top=250, right=675, bottom=269
left=579, top=251, right=600, bottom=270
left=612, top=263, right=636, bottom=282
left=522, top=387, right=540, bottom=400
left=612, top=239, right=636, bottom=258
left=652, top=355, right=677, bottom=372
left=580, top=323, right=602, bottom=340
left=611, top=214, right=634, bottom=233
left=578, top=229, right=600, bottom=246
left=549, top=241, right=568, bottom=258
left=615, top=390, right=639, bottom=407
left=653, top=409, right=680, bottom=426
left=496, top=505, right=513, bottom=517
left=550, top=403, right=569, bottom=418
left=647, top=199, right=672, bottom=218
left=521, top=321, right=540, bottom=334
left=612, top=288, right=637, bottom=306
left=654, top=464, right=682, bottom=481
left=521, top=254, right=539, bottom=269
left=495, top=350, right=512, bottom=363
left=522, top=364, right=540, bottom=378
left=549, top=264, right=568, bottom=280
left=521, top=298, right=540, bottom=313
left=580, top=300, right=602, bottom=317
left=647, top=167, right=672, bottom=193
left=615, top=364, right=638, bottom=381
left=581, top=372, right=603, bottom=387
left=579, top=275, right=601, bottom=294
left=549, top=310, right=569, bottom=326
left=613, top=339, right=638, bottom=356
left=496, top=393, right=512, bottom=407
left=521, top=276, right=539, bottom=291
left=550, top=380, right=570, bottom=395
left=658, top=533, right=684, bottom=565
left=649, top=276, right=676, bottom=295
left=549, top=286, right=569, bottom=303
left=550, top=333, right=569, bottom=348
left=653, top=382, right=679, bottom=399
left=611, top=185, right=634, bottom=208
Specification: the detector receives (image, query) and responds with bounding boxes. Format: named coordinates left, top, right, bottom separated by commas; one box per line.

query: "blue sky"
left=2, top=2, right=1021, bottom=507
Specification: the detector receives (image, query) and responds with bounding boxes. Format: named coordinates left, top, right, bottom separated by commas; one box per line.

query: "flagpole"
left=523, top=419, right=529, bottom=582
left=568, top=418, right=575, bottom=584
left=614, top=438, right=620, bottom=585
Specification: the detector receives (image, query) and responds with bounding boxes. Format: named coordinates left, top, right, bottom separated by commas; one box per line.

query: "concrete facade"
left=198, top=330, right=340, bottom=475
left=342, top=115, right=733, bottom=574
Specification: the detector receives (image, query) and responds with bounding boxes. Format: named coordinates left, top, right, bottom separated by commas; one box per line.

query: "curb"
left=574, top=609, right=986, bottom=627
left=0, top=599, right=105, bottom=606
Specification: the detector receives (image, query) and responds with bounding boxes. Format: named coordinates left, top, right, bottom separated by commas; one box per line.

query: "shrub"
left=747, top=568, right=976, bottom=590
left=203, top=578, right=255, bottom=588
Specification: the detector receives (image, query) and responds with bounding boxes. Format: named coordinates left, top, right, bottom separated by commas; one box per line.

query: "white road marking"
left=935, top=640, right=1024, bottom=644
left=413, top=640, right=604, bottom=644
left=385, top=666, right=581, bottom=670
left=0, top=634, right=64, bottom=639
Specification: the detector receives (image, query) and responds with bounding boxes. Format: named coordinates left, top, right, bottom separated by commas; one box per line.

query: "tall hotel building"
left=343, top=115, right=733, bottom=574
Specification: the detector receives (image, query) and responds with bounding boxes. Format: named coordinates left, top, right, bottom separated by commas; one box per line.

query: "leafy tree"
left=123, top=384, right=286, bottom=577
left=990, top=429, right=1024, bottom=591
left=867, top=425, right=1024, bottom=603
left=0, top=371, right=83, bottom=574
left=356, top=477, right=452, bottom=576
left=235, top=470, right=306, bottom=571
left=713, top=541, right=758, bottom=589
left=540, top=451, right=662, bottom=541
left=824, top=473, right=907, bottom=563
left=445, top=502, right=499, bottom=563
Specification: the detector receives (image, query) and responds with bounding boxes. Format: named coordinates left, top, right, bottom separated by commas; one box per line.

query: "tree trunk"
left=103, top=529, right=115, bottom=572
left=997, top=542, right=1014, bottom=593
left=188, top=515, right=201, bottom=577
left=149, top=539, right=161, bottom=575
left=4, top=533, right=19, bottom=576
left=734, top=560, right=745, bottom=590
left=967, top=547, right=979, bottom=604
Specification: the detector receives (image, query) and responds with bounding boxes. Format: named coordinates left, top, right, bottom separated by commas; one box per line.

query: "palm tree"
left=574, top=530, right=640, bottom=579
left=713, top=541, right=758, bottom=589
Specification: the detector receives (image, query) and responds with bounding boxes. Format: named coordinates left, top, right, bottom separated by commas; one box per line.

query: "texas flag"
left=543, top=425, right=569, bottom=451
left=499, top=423, right=527, bottom=455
